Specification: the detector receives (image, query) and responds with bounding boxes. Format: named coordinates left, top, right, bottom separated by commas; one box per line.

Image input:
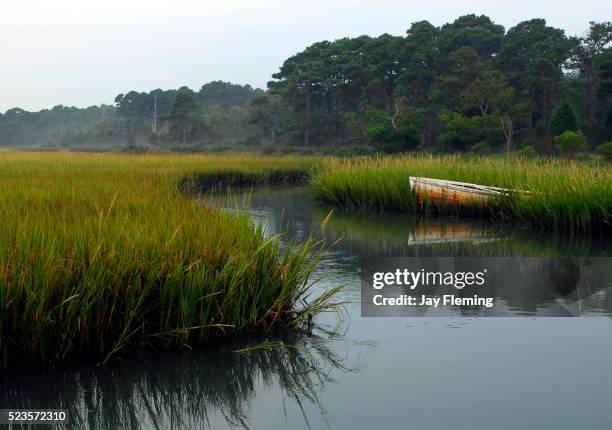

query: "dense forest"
left=1, top=15, right=611, bottom=156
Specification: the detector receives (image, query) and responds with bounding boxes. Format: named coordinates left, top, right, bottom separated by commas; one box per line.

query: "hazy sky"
left=1, top=0, right=610, bottom=112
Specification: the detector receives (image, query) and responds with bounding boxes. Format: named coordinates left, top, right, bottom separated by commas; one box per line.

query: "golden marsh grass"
left=0, top=151, right=330, bottom=368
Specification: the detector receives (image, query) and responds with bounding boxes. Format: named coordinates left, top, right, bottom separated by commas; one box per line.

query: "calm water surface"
left=2, top=186, right=612, bottom=429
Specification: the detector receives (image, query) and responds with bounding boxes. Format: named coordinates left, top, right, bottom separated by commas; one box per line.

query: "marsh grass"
left=311, top=155, right=612, bottom=234
left=0, top=152, right=336, bottom=368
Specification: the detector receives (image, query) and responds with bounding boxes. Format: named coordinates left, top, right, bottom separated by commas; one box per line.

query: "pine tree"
left=550, top=101, right=579, bottom=135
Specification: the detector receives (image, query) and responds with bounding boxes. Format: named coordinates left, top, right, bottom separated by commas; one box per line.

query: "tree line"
left=1, top=15, right=611, bottom=156
left=263, top=15, right=612, bottom=156
left=0, top=82, right=263, bottom=149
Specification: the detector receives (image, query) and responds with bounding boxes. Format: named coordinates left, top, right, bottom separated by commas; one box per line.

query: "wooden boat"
left=409, top=176, right=527, bottom=206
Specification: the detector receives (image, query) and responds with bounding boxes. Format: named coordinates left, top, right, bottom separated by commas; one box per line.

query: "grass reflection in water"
left=0, top=328, right=359, bottom=430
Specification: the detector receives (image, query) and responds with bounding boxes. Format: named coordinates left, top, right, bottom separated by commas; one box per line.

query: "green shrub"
left=554, top=130, right=588, bottom=158
left=596, top=141, right=612, bottom=162
left=364, top=108, right=420, bottom=154
left=518, top=144, right=537, bottom=159
left=365, top=122, right=419, bottom=153
left=470, top=142, right=490, bottom=155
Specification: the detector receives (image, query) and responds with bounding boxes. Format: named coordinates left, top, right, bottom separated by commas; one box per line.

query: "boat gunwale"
left=409, top=176, right=530, bottom=197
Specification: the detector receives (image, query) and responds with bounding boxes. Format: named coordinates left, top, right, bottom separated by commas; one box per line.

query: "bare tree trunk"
left=390, top=97, right=405, bottom=131
left=500, top=114, right=514, bottom=156
left=145, top=95, right=159, bottom=144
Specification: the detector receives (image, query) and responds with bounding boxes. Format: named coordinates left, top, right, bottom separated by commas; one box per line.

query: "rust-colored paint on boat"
left=409, top=176, right=515, bottom=207
left=413, top=182, right=492, bottom=205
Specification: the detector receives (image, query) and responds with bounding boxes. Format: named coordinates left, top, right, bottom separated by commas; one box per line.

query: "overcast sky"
left=1, top=0, right=610, bottom=112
